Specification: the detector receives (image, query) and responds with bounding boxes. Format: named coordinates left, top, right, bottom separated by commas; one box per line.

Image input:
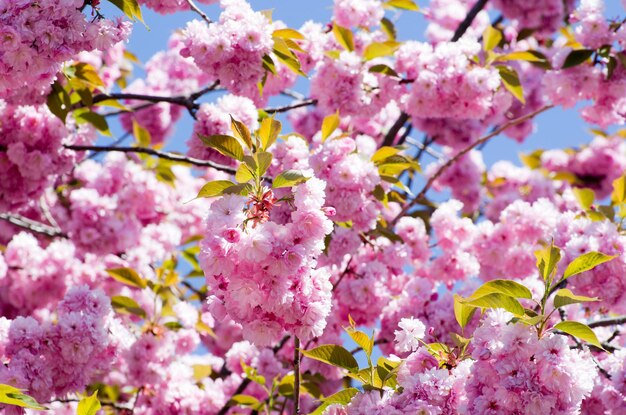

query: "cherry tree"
left=2, top=0, right=626, bottom=414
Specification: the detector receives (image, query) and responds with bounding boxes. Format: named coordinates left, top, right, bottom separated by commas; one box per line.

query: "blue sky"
left=102, top=0, right=626, bottom=171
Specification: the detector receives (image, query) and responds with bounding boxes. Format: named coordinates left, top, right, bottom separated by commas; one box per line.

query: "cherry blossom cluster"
left=0, top=102, right=95, bottom=213
left=200, top=178, right=334, bottom=346
left=0, top=0, right=130, bottom=104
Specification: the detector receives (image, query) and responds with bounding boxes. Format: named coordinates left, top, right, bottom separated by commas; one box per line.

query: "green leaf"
left=235, top=164, right=255, bottom=183
left=483, top=26, right=502, bottom=52
left=462, top=293, right=525, bottom=316
left=368, top=64, right=400, bottom=77
left=111, top=295, right=147, bottom=318
left=363, top=41, right=400, bottom=60
left=562, top=49, right=594, bottom=69
left=197, top=180, right=236, bottom=198
left=72, top=63, right=105, bottom=89
left=308, top=388, right=359, bottom=415
left=273, top=170, right=309, bottom=189
left=223, top=183, right=254, bottom=196
left=497, top=66, right=525, bottom=104
left=572, top=187, right=595, bottom=211
left=273, top=28, right=305, bottom=40
left=497, top=50, right=550, bottom=66
left=47, top=81, right=72, bottom=122
left=453, top=294, right=477, bottom=329
left=346, top=328, right=373, bottom=357
left=332, top=23, right=355, bottom=52
left=553, top=321, right=604, bottom=350
left=262, top=54, right=277, bottom=75
left=372, top=146, right=401, bottom=163
left=107, top=0, right=145, bottom=23
left=230, top=394, right=261, bottom=407
left=132, top=120, right=151, bottom=147
left=301, top=345, right=359, bottom=373
left=258, top=117, right=282, bottom=150
left=254, top=151, right=273, bottom=177
left=0, top=385, right=47, bottom=410
left=470, top=279, right=533, bottom=300
left=273, top=38, right=307, bottom=77
left=230, top=116, right=254, bottom=150
left=106, top=267, right=147, bottom=289
left=553, top=288, right=599, bottom=308
left=380, top=17, right=396, bottom=41
left=535, top=243, right=562, bottom=282
left=612, top=176, right=626, bottom=204
left=384, top=0, right=419, bottom=11
left=75, top=111, right=111, bottom=136
left=241, top=361, right=266, bottom=386
left=199, top=134, right=245, bottom=161
left=77, top=391, right=101, bottom=415
left=563, top=251, right=616, bottom=279
left=321, top=111, right=340, bottom=142
left=192, top=364, right=213, bottom=381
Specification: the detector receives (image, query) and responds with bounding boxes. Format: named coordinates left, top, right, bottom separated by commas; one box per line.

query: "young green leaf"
left=497, top=66, right=525, bottom=104
left=230, top=116, right=254, bottom=150
left=254, top=151, right=273, bottom=177
left=371, top=146, right=401, bottom=163
left=612, top=175, right=626, bottom=204
left=300, top=345, right=359, bottom=373
left=346, top=328, right=373, bottom=358
left=535, top=243, right=561, bottom=282
left=332, top=23, right=355, bottom=52
left=553, top=321, right=604, bottom=350
left=470, top=279, right=533, bottom=300
left=106, top=268, right=147, bottom=289
left=0, top=385, right=47, bottom=410
left=462, top=293, right=525, bottom=316
left=368, top=64, right=400, bottom=77
left=563, top=251, right=616, bottom=279
left=497, top=50, right=550, bottom=65
left=199, top=134, right=245, bottom=161
left=381, top=17, right=397, bottom=41
left=384, top=0, right=419, bottom=11
left=553, top=288, right=599, bottom=308
left=273, top=170, right=309, bottom=188
left=111, top=295, right=147, bottom=318
left=107, top=0, right=145, bottom=23
left=308, top=388, right=359, bottom=415
left=235, top=164, right=255, bottom=183
left=453, top=294, right=477, bottom=329
left=562, top=49, right=594, bottom=69
left=321, top=111, right=340, bottom=142
left=483, top=26, right=502, bottom=52
left=272, top=28, right=305, bottom=40
left=258, top=117, right=282, bottom=150
left=363, top=41, right=400, bottom=60
left=572, top=187, right=595, bottom=211
left=77, top=391, right=101, bottom=415
left=133, top=120, right=151, bottom=147
left=197, top=180, right=237, bottom=198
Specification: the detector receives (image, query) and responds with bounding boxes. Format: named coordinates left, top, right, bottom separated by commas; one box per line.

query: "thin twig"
left=589, top=316, right=626, bottom=328
left=185, top=0, right=212, bottom=24
left=294, top=336, right=301, bottom=415
left=332, top=258, right=353, bottom=292
left=391, top=105, right=554, bottom=225
left=451, top=0, right=489, bottom=41
left=264, top=99, right=317, bottom=114
left=0, top=213, right=65, bottom=238
left=405, top=136, right=443, bottom=160
left=64, top=145, right=237, bottom=174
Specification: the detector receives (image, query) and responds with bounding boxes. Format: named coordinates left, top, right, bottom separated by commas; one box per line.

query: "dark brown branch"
left=64, top=145, right=237, bottom=174
left=391, top=105, right=553, bottom=225
left=382, top=112, right=409, bottom=147
left=0, top=213, right=65, bottom=238
left=451, top=0, right=489, bottom=41
left=589, top=316, right=626, bottom=328
left=294, top=337, right=301, bottom=415
left=264, top=99, right=317, bottom=114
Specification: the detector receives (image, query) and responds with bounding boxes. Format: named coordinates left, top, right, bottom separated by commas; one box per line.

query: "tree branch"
left=391, top=105, right=554, bottom=225
left=0, top=213, right=65, bottom=238
left=264, top=99, right=317, bottom=114
left=382, top=112, right=409, bottom=147
left=185, top=0, right=212, bottom=24
left=451, top=0, right=489, bottom=41
left=588, top=316, right=626, bottom=328
left=64, top=145, right=237, bottom=174
left=294, top=336, right=301, bottom=415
